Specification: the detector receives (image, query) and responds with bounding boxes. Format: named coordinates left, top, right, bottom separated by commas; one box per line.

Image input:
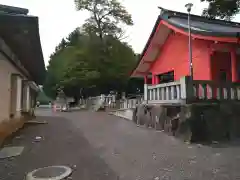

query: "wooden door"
left=9, top=74, right=17, bottom=118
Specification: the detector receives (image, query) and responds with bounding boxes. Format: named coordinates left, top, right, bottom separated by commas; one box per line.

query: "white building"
left=0, top=5, right=45, bottom=144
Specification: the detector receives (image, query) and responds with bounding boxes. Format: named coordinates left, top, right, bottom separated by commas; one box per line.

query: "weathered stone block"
left=134, top=102, right=240, bottom=143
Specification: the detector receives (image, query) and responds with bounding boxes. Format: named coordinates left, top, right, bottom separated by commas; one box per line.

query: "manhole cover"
left=26, top=166, right=72, bottom=180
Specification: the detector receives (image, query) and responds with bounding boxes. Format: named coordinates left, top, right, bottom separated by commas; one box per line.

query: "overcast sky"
left=1, top=0, right=211, bottom=65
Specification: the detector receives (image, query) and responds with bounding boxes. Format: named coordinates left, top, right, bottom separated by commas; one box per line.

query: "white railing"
left=148, top=81, right=182, bottom=104
left=146, top=76, right=240, bottom=104
left=79, top=94, right=144, bottom=110
left=79, top=94, right=118, bottom=109
left=119, top=98, right=143, bottom=109
left=192, top=80, right=240, bottom=101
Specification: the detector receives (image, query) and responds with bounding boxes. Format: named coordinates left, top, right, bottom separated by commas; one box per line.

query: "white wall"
left=0, top=52, right=25, bottom=121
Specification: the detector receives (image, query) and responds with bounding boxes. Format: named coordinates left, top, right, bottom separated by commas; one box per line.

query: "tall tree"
left=37, top=89, right=52, bottom=104
left=201, top=0, right=240, bottom=20
left=74, top=0, right=133, bottom=40
left=66, top=28, right=83, bottom=46
left=43, top=2, right=138, bottom=101
left=55, top=38, right=67, bottom=52
left=60, top=35, right=136, bottom=96
left=43, top=45, right=79, bottom=99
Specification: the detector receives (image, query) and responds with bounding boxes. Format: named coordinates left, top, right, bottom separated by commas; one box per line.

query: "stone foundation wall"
left=133, top=102, right=240, bottom=143
left=188, top=103, right=240, bottom=142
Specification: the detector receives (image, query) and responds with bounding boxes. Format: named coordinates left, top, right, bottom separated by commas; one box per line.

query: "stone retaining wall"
left=128, top=102, right=240, bottom=143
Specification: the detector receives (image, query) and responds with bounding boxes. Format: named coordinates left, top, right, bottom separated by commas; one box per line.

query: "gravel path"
left=65, top=111, right=240, bottom=180
left=0, top=110, right=118, bottom=180
left=0, top=109, right=240, bottom=180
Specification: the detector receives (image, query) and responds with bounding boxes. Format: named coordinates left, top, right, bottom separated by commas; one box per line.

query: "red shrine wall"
left=149, top=33, right=212, bottom=81
left=211, top=52, right=232, bottom=81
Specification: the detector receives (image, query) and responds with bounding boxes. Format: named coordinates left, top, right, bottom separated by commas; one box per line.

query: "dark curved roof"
left=0, top=5, right=45, bottom=84
left=0, top=4, right=29, bottom=15
left=160, top=7, right=240, bottom=38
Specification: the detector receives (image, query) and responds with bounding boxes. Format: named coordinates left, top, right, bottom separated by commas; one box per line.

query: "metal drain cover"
left=26, top=166, right=72, bottom=180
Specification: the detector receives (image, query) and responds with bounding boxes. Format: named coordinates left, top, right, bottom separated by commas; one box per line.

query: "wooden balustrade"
left=147, top=81, right=183, bottom=104
left=192, top=80, right=240, bottom=101
left=79, top=78, right=240, bottom=109
left=146, top=76, right=240, bottom=104
left=79, top=95, right=144, bottom=109
left=119, top=98, right=143, bottom=109
left=80, top=77, right=240, bottom=108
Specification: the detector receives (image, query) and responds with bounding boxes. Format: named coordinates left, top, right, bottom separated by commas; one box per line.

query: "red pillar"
left=144, top=76, right=148, bottom=84
left=208, top=46, right=213, bottom=80
left=152, top=75, right=155, bottom=85
left=231, top=49, right=238, bottom=82
left=208, top=46, right=215, bottom=98
left=155, top=75, right=159, bottom=84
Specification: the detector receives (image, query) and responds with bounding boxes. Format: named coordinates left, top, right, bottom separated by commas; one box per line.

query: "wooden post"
left=16, top=76, right=22, bottom=118
left=144, top=76, right=148, bottom=102
left=170, top=86, right=175, bottom=100
left=161, top=88, right=165, bottom=100
left=153, top=88, right=156, bottom=101
left=180, top=76, right=194, bottom=103
left=176, top=85, right=180, bottom=99
left=149, top=89, right=153, bottom=101
left=157, top=87, right=160, bottom=100
left=152, top=74, right=155, bottom=85
left=166, top=87, right=169, bottom=100
left=231, top=49, right=238, bottom=82
left=155, top=75, right=159, bottom=84
left=121, top=92, right=126, bottom=100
